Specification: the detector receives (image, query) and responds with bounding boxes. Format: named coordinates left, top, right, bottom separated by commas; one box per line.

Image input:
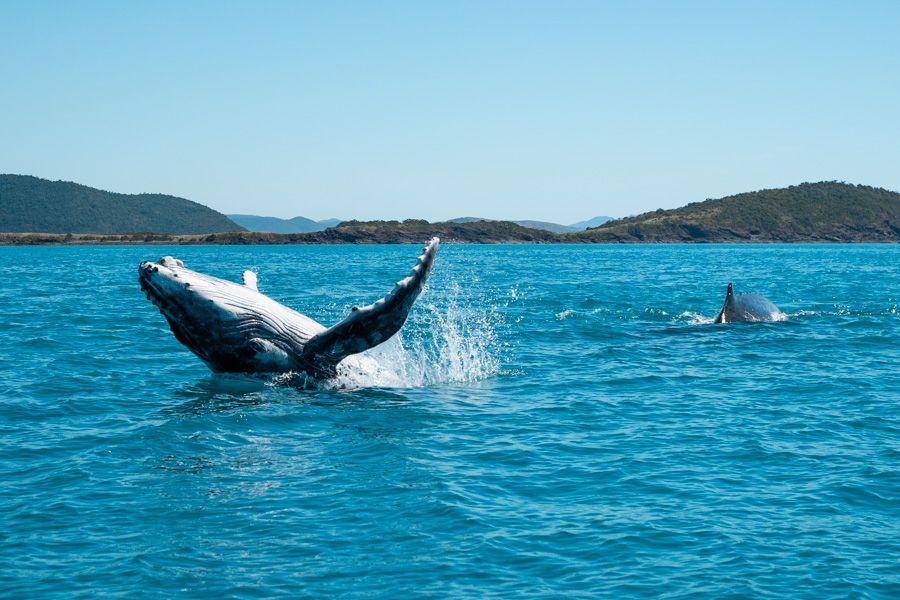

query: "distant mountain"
left=569, top=216, right=613, bottom=230
left=515, top=220, right=577, bottom=234
left=567, top=182, right=900, bottom=242
left=448, top=217, right=576, bottom=234
left=185, top=219, right=559, bottom=244
left=228, top=214, right=342, bottom=233
left=0, top=174, right=242, bottom=234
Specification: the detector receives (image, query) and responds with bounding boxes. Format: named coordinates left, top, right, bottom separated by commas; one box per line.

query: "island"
left=2, top=178, right=898, bottom=244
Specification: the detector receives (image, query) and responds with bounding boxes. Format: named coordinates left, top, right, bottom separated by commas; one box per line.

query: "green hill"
left=567, top=182, right=900, bottom=242
left=0, top=175, right=243, bottom=234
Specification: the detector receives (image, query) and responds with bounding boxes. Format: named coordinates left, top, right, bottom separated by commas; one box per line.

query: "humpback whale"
left=139, top=238, right=439, bottom=379
left=715, top=283, right=783, bottom=323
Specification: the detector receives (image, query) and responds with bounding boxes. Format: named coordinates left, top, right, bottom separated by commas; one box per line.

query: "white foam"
left=678, top=311, right=715, bottom=325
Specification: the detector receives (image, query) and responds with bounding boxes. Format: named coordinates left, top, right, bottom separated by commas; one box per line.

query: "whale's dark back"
left=716, top=283, right=782, bottom=323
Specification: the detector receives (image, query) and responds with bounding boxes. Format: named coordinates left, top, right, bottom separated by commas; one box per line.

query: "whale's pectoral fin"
left=715, top=282, right=734, bottom=323
left=242, top=270, right=258, bottom=291
left=302, top=238, right=440, bottom=374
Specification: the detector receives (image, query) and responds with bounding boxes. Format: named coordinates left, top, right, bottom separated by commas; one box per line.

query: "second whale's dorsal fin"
left=242, top=270, right=259, bottom=291
left=715, top=282, right=735, bottom=323
left=302, top=237, right=440, bottom=376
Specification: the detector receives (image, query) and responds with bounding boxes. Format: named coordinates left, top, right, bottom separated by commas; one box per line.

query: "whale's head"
left=139, top=256, right=226, bottom=365
left=139, top=256, right=200, bottom=317
left=138, top=256, right=302, bottom=372
left=138, top=256, right=194, bottom=323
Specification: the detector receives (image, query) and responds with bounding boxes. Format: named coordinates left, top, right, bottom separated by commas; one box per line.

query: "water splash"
left=677, top=311, right=715, bottom=325
left=675, top=309, right=787, bottom=325
left=643, top=307, right=670, bottom=320
left=327, top=280, right=504, bottom=389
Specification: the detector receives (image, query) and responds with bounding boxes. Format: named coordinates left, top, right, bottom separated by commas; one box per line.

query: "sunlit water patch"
left=0, top=244, right=898, bottom=598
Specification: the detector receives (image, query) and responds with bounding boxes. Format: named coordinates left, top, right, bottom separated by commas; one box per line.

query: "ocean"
left=1, top=244, right=898, bottom=598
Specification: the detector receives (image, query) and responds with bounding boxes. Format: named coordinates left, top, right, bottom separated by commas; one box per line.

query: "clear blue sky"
left=2, top=1, right=899, bottom=222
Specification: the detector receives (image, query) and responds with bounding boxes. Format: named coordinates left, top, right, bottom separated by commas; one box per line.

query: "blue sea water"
left=1, top=243, right=898, bottom=599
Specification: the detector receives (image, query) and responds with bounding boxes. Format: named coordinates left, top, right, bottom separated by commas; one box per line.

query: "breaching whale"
left=714, top=283, right=783, bottom=323
left=139, top=238, right=439, bottom=379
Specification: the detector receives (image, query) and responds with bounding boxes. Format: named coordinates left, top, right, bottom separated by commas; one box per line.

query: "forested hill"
left=567, top=182, right=900, bottom=242
left=0, top=175, right=243, bottom=234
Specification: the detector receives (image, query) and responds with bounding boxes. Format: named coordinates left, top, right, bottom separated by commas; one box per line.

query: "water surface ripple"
left=1, top=244, right=898, bottom=598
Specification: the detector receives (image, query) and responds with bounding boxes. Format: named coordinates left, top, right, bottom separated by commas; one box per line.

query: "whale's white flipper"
left=302, top=237, right=440, bottom=374
left=242, top=270, right=258, bottom=291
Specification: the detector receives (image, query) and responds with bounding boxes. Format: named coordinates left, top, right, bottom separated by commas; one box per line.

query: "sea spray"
left=331, top=279, right=504, bottom=389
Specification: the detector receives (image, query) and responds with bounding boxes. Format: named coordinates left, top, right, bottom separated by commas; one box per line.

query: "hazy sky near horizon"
left=2, top=1, right=899, bottom=222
